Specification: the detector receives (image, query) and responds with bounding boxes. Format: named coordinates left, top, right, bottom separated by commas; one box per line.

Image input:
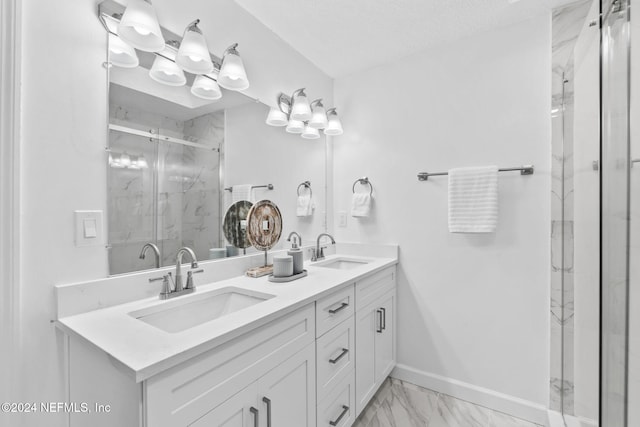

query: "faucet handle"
left=186, top=269, right=204, bottom=290
left=310, top=248, right=317, bottom=262
left=150, top=275, right=173, bottom=299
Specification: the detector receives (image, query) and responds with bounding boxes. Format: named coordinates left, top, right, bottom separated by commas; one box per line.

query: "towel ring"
left=352, top=177, right=373, bottom=196
left=297, top=181, right=312, bottom=198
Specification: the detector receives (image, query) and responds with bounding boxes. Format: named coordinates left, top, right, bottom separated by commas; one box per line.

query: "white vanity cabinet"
left=354, top=267, right=396, bottom=417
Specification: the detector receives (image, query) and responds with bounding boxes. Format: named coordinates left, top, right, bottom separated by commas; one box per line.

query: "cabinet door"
left=375, top=292, right=395, bottom=383
left=355, top=304, right=377, bottom=416
left=190, top=383, right=258, bottom=427
left=257, top=343, right=316, bottom=427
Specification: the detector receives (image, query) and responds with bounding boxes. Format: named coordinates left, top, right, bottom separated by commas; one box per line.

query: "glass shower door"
left=600, top=0, right=631, bottom=425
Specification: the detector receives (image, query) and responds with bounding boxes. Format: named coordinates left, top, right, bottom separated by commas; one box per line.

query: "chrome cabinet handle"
left=376, top=309, right=383, bottom=333
left=329, top=302, right=349, bottom=314
left=380, top=307, right=386, bottom=330
left=262, top=397, right=271, bottom=427
left=329, top=348, right=349, bottom=364
left=250, top=407, right=259, bottom=427
left=329, top=405, right=349, bottom=426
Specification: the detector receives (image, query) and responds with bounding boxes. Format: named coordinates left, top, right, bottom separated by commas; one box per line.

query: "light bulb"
left=301, top=124, right=320, bottom=139
left=191, top=75, right=222, bottom=100
left=324, top=108, right=343, bottom=135
left=265, top=107, right=288, bottom=126
left=290, top=89, right=312, bottom=121
left=218, top=44, right=249, bottom=91
left=176, top=20, right=214, bottom=74
left=149, top=55, right=186, bottom=86
left=120, top=153, right=131, bottom=168
left=108, top=34, right=139, bottom=68
left=117, top=0, right=165, bottom=52
left=309, top=99, right=328, bottom=129
left=286, top=119, right=304, bottom=134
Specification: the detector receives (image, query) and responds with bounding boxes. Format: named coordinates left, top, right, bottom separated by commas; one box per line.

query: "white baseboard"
left=391, top=364, right=549, bottom=426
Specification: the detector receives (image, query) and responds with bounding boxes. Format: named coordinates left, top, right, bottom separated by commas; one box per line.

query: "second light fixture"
left=266, top=89, right=343, bottom=137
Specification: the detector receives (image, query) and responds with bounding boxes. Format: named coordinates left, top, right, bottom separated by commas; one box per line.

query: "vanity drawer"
left=316, top=316, right=355, bottom=402
left=317, top=370, right=355, bottom=427
left=316, top=285, right=355, bottom=337
left=355, top=266, right=395, bottom=309
left=145, top=304, right=315, bottom=427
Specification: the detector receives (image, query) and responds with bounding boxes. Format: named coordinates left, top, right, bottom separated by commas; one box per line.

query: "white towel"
left=351, top=193, right=372, bottom=217
left=296, top=194, right=314, bottom=217
left=232, top=184, right=253, bottom=203
left=448, top=166, right=498, bottom=233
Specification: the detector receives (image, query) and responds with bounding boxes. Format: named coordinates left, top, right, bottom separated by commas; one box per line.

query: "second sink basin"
left=129, top=287, right=275, bottom=333
left=313, top=257, right=371, bottom=270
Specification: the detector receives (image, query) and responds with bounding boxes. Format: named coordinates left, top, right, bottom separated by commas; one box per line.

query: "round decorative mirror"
left=223, top=200, right=254, bottom=250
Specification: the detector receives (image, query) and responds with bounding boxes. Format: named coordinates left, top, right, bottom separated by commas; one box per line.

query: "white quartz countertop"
left=56, top=253, right=397, bottom=382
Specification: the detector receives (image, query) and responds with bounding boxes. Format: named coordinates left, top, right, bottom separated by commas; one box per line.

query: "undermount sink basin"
left=313, top=257, right=371, bottom=270
left=129, top=287, right=275, bottom=333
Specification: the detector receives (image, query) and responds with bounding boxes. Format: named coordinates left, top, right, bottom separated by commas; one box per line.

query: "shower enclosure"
left=552, top=0, right=637, bottom=426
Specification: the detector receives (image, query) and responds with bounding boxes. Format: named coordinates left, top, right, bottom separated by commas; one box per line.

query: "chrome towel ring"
left=352, top=177, right=373, bottom=196
left=297, top=181, right=312, bottom=198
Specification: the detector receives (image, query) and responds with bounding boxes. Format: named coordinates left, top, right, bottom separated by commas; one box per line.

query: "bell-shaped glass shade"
left=324, top=109, right=343, bottom=135
left=290, top=90, right=312, bottom=121
left=301, top=124, right=320, bottom=139
left=309, top=101, right=328, bottom=129
left=218, top=46, right=249, bottom=91
left=266, top=108, right=289, bottom=126
left=191, top=75, right=222, bottom=100
left=176, top=22, right=214, bottom=74
left=149, top=55, right=186, bottom=86
left=109, top=34, right=139, bottom=68
left=285, top=119, right=304, bottom=134
left=117, top=0, right=165, bottom=52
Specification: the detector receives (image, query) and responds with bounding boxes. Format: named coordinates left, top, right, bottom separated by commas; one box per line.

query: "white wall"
left=333, top=14, right=551, bottom=418
left=11, top=1, right=332, bottom=426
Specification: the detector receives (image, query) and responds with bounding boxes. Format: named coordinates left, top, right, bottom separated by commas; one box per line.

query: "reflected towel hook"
left=297, top=181, right=312, bottom=197
left=352, top=177, right=373, bottom=196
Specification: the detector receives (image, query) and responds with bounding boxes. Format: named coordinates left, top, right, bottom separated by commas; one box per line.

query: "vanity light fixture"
left=149, top=43, right=187, bottom=86
left=324, top=108, right=344, bottom=135
left=308, top=99, right=328, bottom=129
left=301, top=124, right=320, bottom=139
left=108, top=33, right=139, bottom=68
left=191, top=73, right=222, bottom=100
left=217, top=44, right=250, bottom=91
left=265, top=107, right=289, bottom=126
left=285, top=119, right=305, bottom=134
left=290, top=88, right=312, bottom=121
left=117, top=0, right=165, bottom=52
left=176, top=20, right=214, bottom=75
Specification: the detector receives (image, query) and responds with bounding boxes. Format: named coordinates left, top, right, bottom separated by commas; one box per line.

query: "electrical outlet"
left=338, top=211, right=347, bottom=227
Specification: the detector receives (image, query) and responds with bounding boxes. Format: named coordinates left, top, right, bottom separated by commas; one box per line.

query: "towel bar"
left=352, top=177, right=373, bottom=195
left=225, top=184, right=274, bottom=192
left=417, top=165, right=534, bottom=181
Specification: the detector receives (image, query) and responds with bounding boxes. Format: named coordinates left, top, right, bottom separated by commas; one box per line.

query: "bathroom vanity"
left=56, top=245, right=397, bottom=427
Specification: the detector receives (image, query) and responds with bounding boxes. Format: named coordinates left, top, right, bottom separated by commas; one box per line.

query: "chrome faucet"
left=287, top=231, right=302, bottom=247
left=139, top=243, right=161, bottom=268
left=313, top=233, right=335, bottom=261
left=175, top=247, right=198, bottom=293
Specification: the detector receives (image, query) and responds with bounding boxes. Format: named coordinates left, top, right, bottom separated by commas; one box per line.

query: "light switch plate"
left=75, top=210, right=104, bottom=247
left=338, top=211, right=347, bottom=227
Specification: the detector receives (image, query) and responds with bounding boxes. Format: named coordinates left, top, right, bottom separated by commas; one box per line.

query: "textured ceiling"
left=233, top=0, right=580, bottom=78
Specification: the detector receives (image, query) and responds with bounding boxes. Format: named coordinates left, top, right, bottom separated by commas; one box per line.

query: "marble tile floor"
left=353, top=378, right=542, bottom=427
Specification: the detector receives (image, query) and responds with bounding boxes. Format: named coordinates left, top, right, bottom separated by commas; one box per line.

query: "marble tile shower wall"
left=108, top=104, right=223, bottom=274
left=550, top=0, right=590, bottom=414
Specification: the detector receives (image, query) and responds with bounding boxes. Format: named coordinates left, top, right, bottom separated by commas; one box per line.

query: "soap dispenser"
left=287, top=237, right=304, bottom=275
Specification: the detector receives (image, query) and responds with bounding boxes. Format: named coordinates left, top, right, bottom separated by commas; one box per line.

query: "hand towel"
left=296, top=194, right=314, bottom=217
left=351, top=193, right=372, bottom=217
left=232, top=184, right=254, bottom=203
left=448, top=166, right=498, bottom=233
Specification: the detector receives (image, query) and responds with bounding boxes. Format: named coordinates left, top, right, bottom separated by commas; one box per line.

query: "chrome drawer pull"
left=328, top=302, right=349, bottom=314
left=329, top=405, right=349, bottom=426
left=262, top=397, right=271, bottom=427
left=250, top=407, right=259, bottom=427
left=329, top=348, right=349, bottom=364
left=376, top=309, right=383, bottom=333
left=380, top=307, right=386, bottom=330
